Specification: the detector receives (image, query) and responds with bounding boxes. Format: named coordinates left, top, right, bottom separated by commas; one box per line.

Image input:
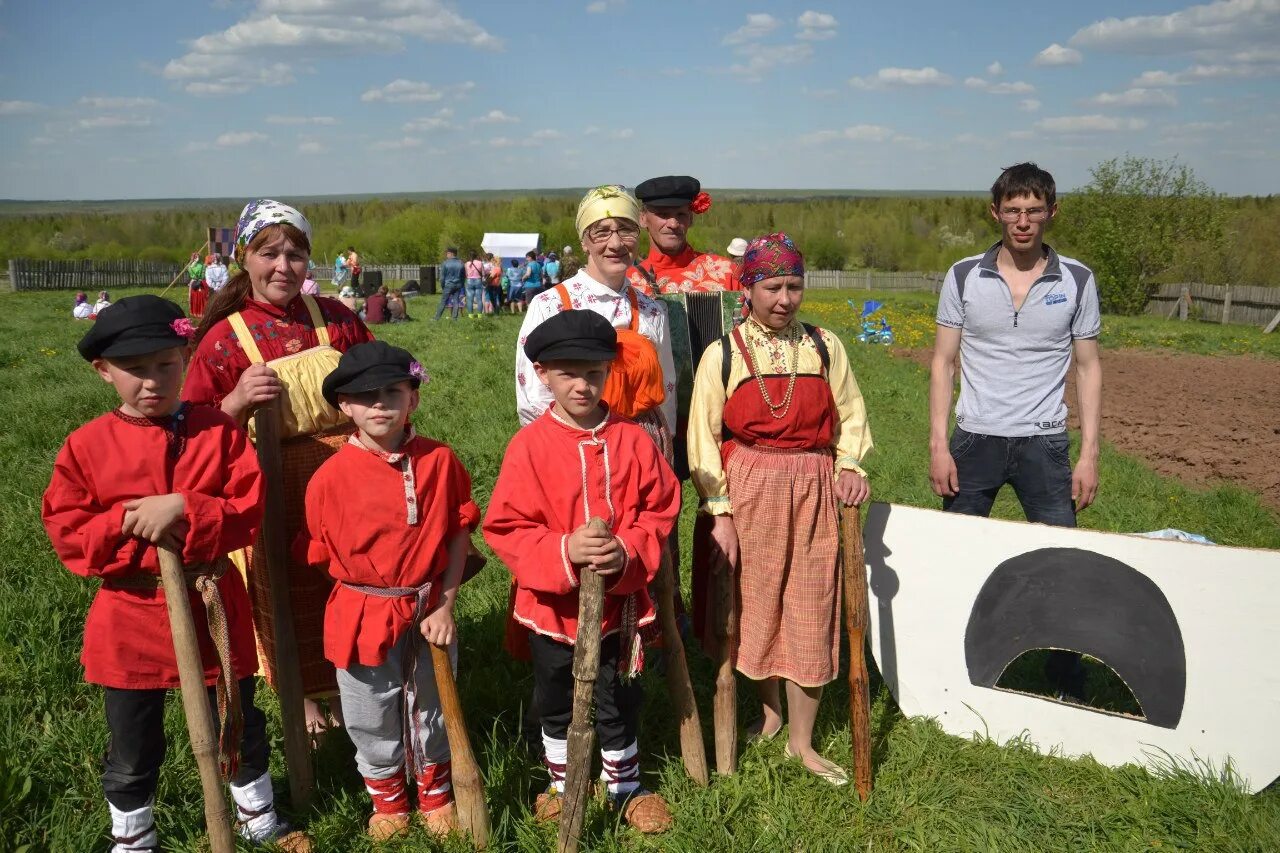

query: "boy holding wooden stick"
left=296, top=341, right=479, bottom=841
left=484, top=310, right=680, bottom=834
left=41, top=296, right=307, bottom=852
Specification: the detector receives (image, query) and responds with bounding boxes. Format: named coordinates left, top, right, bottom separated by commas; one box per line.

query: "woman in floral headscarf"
left=687, top=233, right=873, bottom=785
left=186, top=199, right=374, bottom=734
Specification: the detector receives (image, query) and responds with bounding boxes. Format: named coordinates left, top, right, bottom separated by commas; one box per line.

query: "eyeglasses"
left=585, top=224, right=641, bottom=245
left=998, top=207, right=1050, bottom=223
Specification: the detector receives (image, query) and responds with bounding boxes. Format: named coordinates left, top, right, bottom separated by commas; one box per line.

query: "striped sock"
left=542, top=731, right=568, bottom=794
left=364, top=772, right=410, bottom=815
left=416, top=761, right=454, bottom=813
left=600, top=740, right=640, bottom=796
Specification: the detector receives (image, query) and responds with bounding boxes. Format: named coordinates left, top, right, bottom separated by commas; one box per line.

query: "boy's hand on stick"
left=566, top=522, right=613, bottom=566
left=588, top=537, right=625, bottom=576
left=122, top=494, right=187, bottom=546
left=421, top=605, right=456, bottom=647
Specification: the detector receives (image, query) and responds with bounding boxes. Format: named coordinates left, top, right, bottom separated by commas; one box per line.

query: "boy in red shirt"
left=297, top=341, right=479, bottom=841
left=42, top=296, right=307, bottom=852
left=484, top=310, right=681, bottom=834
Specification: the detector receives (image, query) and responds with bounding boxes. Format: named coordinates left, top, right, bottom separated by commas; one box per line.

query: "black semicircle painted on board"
left=964, top=547, right=1186, bottom=728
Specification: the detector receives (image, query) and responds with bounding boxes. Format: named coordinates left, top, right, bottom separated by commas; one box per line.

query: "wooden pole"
left=1222, top=285, right=1233, bottom=325
left=1178, top=284, right=1190, bottom=322
left=839, top=505, right=873, bottom=801
left=252, top=402, right=315, bottom=809
left=156, top=547, right=236, bottom=853
left=653, top=547, right=709, bottom=785
left=1264, top=307, right=1280, bottom=335
left=429, top=644, right=490, bottom=849
left=557, top=517, right=609, bottom=853
left=712, top=564, right=737, bottom=776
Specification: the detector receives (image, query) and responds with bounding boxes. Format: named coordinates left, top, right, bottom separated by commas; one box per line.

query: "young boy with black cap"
left=41, top=295, right=309, bottom=852
left=484, top=310, right=681, bottom=834
left=297, top=340, right=479, bottom=841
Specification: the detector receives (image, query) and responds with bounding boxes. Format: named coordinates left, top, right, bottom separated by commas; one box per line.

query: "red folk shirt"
left=296, top=434, right=480, bottom=669
left=183, top=295, right=373, bottom=408
left=483, top=410, right=681, bottom=645
left=627, top=245, right=741, bottom=297
left=41, top=406, right=265, bottom=689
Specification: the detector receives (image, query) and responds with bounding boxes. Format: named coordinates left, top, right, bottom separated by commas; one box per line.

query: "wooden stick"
left=839, top=504, right=873, bottom=801
left=652, top=546, right=709, bottom=786
left=557, top=517, right=609, bottom=853
left=157, top=547, right=236, bottom=853
left=712, top=564, right=737, bottom=776
left=429, top=644, right=490, bottom=849
left=160, top=241, right=209, bottom=299
left=252, top=402, right=315, bottom=809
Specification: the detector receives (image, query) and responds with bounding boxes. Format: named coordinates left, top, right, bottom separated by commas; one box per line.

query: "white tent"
left=481, top=232, right=540, bottom=260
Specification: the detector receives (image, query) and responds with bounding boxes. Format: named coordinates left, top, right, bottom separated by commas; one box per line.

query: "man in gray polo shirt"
left=929, top=162, right=1102, bottom=699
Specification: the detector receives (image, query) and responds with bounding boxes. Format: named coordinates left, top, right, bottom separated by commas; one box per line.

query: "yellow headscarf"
left=574, top=185, right=641, bottom=236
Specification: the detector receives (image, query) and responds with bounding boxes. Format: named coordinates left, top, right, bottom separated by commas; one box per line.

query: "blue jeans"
left=942, top=428, right=1076, bottom=526
left=464, top=279, right=484, bottom=314
left=434, top=283, right=464, bottom=319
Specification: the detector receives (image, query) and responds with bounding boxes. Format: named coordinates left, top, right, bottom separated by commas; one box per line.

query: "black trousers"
left=529, top=633, right=641, bottom=752
left=102, top=677, right=269, bottom=811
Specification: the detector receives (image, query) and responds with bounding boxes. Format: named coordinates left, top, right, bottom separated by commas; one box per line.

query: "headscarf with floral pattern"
left=740, top=232, right=805, bottom=288
left=574, top=185, right=641, bottom=235
left=233, top=199, right=313, bottom=263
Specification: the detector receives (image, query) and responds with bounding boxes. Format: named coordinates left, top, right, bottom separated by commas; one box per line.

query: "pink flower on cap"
left=170, top=317, right=196, bottom=339
left=408, top=360, right=430, bottom=384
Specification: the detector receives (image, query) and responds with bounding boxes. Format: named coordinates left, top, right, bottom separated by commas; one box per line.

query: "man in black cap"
left=628, top=175, right=741, bottom=296
left=46, top=295, right=312, bottom=851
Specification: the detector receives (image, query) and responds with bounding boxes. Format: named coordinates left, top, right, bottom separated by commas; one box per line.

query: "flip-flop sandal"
left=745, top=718, right=784, bottom=744
left=783, top=744, right=849, bottom=786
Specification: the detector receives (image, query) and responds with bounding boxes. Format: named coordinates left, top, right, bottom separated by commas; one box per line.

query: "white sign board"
left=862, top=502, right=1280, bottom=792
left=481, top=232, right=540, bottom=261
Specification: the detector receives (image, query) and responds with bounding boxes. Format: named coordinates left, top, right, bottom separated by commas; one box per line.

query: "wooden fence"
left=7, top=259, right=184, bottom=291
left=804, top=270, right=943, bottom=292
left=1145, top=283, right=1280, bottom=331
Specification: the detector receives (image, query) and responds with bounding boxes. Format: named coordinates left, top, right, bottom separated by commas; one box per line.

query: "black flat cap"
left=635, top=175, right=700, bottom=207
left=77, top=295, right=190, bottom=361
left=523, top=309, right=617, bottom=363
left=322, top=340, right=423, bottom=407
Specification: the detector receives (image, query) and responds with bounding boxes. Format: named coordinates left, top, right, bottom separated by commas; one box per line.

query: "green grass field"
left=1, top=288, right=1278, bottom=851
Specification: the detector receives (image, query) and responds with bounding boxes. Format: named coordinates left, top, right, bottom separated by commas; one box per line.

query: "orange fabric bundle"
left=556, top=285, right=665, bottom=420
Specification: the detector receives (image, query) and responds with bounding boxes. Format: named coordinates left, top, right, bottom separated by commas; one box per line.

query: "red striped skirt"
left=245, top=428, right=348, bottom=697
left=727, top=444, right=841, bottom=687
left=189, top=285, right=207, bottom=319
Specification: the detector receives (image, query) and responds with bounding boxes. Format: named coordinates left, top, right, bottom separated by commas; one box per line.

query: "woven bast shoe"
left=533, top=789, right=563, bottom=823
left=609, top=788, right=672, bottom=834
left=366, top=812, right=411, bottom=842
left=416, top=803, right=457, bottom=838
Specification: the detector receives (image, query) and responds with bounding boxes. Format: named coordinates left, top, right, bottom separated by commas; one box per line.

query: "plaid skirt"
left=727, top=444, right=841, bottom=687
left=243, top=428, right=348, bottom=697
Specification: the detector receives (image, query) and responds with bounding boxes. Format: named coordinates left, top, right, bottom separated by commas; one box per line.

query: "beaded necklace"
left=743, top=319, right=801, bottom=419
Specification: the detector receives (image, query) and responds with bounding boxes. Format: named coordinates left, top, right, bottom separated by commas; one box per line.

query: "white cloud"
left=1132, top=61, right=1280, bottom=86
left=473, top=109, right=518, bottom=124
left=216, top=130, right=269, bottom=146
left=29, top=136, right=55, bottom=146
left=362, top=79, right=473, bottom=103
left=965, top=77, right=1035, bottom=94
left=797, top=10, right=838, bottom=40
left=488, top=136, right=537, bottom=148
left=1034, top=114, right=1148, bottom=133
left=1008, top=129, right=1036, bottom=141
left=585, top=0, right=623, bottom=11
left=371, top=136, right=423, bottom=151
left=163, top=0, right=501, bottom=96
left=801, top=124, right=896, bottom=144
left=609, top=128, right=634, bottom=139
left=1132, top=69, right=1182, bottom=87
left=582, top=125, right=601, bottom=135
left=1034, top=43, right=1083, bottom=66
left=78, top=96, right=158, bottom=109
left=298, top=140, right=324, bottom=153
left=986, top=61, right=1004, bottom=76
left=403, top=108, right=456, bottom=132
left=849, top=66, right=953, bottom=89
left=729, top=42, right=813, bottom=81
left=76, top=115, right=153, bottom=129
left=1019, top=98, right=1042, bottom=112
left=723, top=13, right=780, bottom=45
left=1084, top=87, right=1179, bottom=108
left=1069, top=0, right=1280, bottom=55
left=532, top=128, right=563, bottom=140
left=267, top=114, right=338, bottom=125
left=0, top=100, right=44, bottom=115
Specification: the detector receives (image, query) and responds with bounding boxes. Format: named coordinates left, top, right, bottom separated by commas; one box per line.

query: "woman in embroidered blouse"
left=687, top=233, right=873, bottom=785
left=186, top=199, right=373, bottom=732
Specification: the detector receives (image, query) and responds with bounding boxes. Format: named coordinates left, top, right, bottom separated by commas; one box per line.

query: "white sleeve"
left=515, top=294, right=557, bottom=426
left=650, top=302, right=679, bottom=434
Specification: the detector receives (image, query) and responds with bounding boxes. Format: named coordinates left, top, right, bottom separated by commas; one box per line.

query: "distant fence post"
left=1178, top=284, right=1189, bottom=321
left=1221, top=285, right=1232, bottom=325
left=865, top=270, right=871, bottom=290
left=5, top=260, right=15, bottom=293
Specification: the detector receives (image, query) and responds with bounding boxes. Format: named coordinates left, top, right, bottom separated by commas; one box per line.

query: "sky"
left=1, top=0, right=1277, bottom=199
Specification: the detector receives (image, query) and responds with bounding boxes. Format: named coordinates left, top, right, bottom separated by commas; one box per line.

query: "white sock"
left=229, top=770, right=280, bottom=842
left=600, top=741, right=640, bottom=796
left=108, top=800, right=157, bottom=852
left=542, top=731, right=568, bottom=794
